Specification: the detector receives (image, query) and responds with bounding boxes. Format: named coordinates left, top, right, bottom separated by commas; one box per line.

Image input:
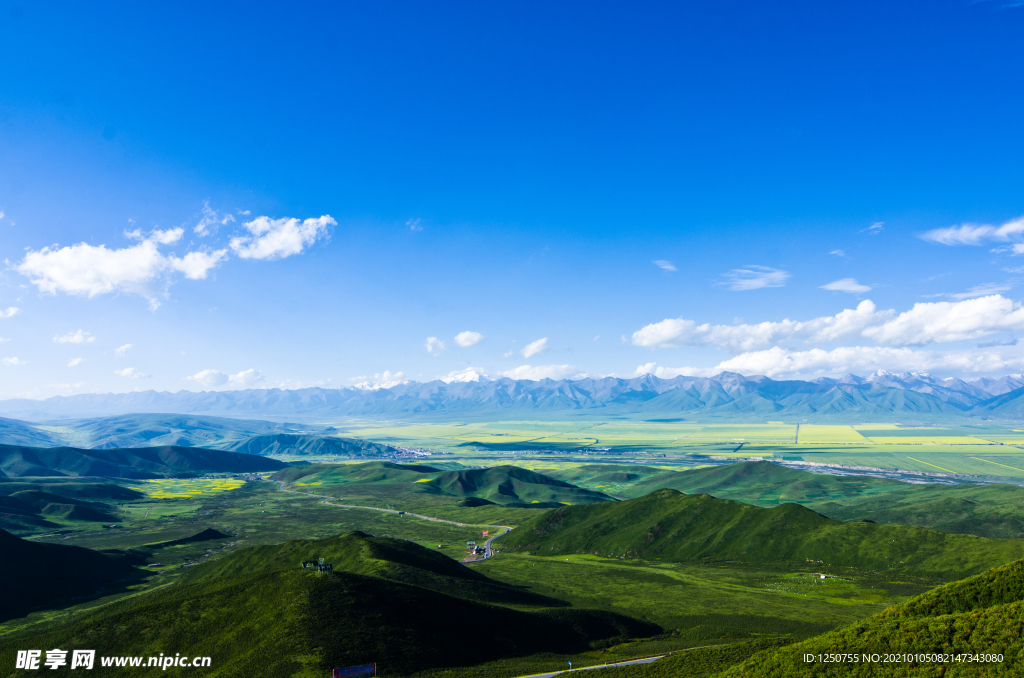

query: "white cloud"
left=168, top=249, right=229, bottom=279
left=425, top=337, right=446, bottom=355
left=632, top=295, right=1024, bottom=352
left=0, top=307, right=19, bottom=319
left=820, top=278, right=872, bottom=294
left=115, top=343, right=132, bottom=357
left=502, top=351, right=514, bottom=358
left=115, top=367, right=149, bottom=379
left=125, top=227, right=184, bottom=244
left=0, top=211, right=4, bottom=221
left=499, top=364, right=585, bottom=380
left=228, top=368, right=263, bottom=388
left=353, top=370, right=409, bottom=390
left=921, top=216, right=1024, bottom=246
left=0, top=337, right=9, bottom=342
left=67, top=357, right=84, bottom=367
left=54, top=330, right=95, bottom=344
left=230, top=215, right=335, bottom=260
left=944, top=283, right=1013, bottom=300
left=407, top=218, right=423, bottom=231
left=185, top=368, right=263, bottom=389
left=830, top=249, right=846, bottom=257
left=653, top=260, right=676, bottom=272
left=632, top=300, right=886, bottom=352
left=860, top=222, right=884, bottom=234
left=711, top=346, right=1024, bottom=380
left=454, top=331, right=484, bottom=347
left=2, top=357, right=27, bottom=366
left=440, top=367, right=488, bottom=383
left=719, top=266, right=790, bottom=291
left=15, top=235, right=227, bottom=306
left=195, top=201, right=235, bottom=236
left=521, top=337, right=548, bottom=358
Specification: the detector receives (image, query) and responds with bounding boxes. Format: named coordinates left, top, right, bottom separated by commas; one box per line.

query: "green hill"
left=419, top=465, right=616, bottom=507
left=0, top=529, right=139, bottom=620
left=718, top=557, right=1024, bottom=677
left=274, top=461, right=615, bottom=509
left=0, top=557, right=660, bottom=677
left=498, top=489, right=1024, bottom=579
left=181, top=529, right=563, bottom=607
left=0, top=479, right=143, bottom=532
left=218, top=433, right=396, bottom=457
left=0, top=443, right=286, bottom=478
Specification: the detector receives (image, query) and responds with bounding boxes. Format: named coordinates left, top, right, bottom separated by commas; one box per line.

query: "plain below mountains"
left=498, top=488, right=1024, bottom=579
left=4, top=371, right=1024, bottom=420
left=0, top=443, right=286, bottom=479
left=0, top=531, right=659, bottom=677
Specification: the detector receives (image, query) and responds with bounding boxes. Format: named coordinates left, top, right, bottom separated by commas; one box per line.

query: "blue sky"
left=2, top=0, right=1024, bottom=397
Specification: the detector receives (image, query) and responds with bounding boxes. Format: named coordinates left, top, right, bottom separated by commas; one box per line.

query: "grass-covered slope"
left=0, top=567, right=660, bottom=677
left=0, top=529, right=138, bottom=620
left=809, top=481, right=1024, bottom=540
left=272, top=460, right=438, bottom=485
left=181, top=530, right=562, bottom=607
left=219, top=433, right=395, bottom=457
left=0, top=443, right=286, bottom=478
left=720, top=558, right=1024, bottom=677
left=498, top=489, right=1024, bottom=579
left=0, top=479, right=143, bottom=532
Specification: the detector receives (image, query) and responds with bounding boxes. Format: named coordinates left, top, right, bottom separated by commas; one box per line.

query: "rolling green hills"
left=0, top=478, right=144, bottom=532
left=544, top=461, right=1024, bottom=540
left=0, top=443, right=286, bottom=478
left=42, top=413, right=323, bottom=449
left=498, top=489, right=1024, bottom=579
left=0, top=542, right=660, bottom=677
left=0, top=529, right=140, bottom=620
left=274, top=461, right=616, bottom=509
left=217, top=433, right=396, bottom=457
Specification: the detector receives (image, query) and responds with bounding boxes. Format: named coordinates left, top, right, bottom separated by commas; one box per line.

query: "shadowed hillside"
left=498, top=489, right=1024, bottom=579
left=0, top=444, right=286, bottom=478
left=0, top=559, right=660, bottom=677
left=0, top=529, right=139, bottom=620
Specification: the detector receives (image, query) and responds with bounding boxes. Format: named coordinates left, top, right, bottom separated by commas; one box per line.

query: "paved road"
left=514, top=655, right=666, bottom=678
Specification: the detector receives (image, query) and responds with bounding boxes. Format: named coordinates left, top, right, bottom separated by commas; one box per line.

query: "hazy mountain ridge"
left=3, top=371, right=1024, bottom=420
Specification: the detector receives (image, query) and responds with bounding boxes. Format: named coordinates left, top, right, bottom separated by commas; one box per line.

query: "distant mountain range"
left=3, top=371, right=1024, bottom=420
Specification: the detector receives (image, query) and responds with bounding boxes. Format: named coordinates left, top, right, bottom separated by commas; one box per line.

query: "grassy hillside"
left=0, top=529, right=139, bottom=620
left=0, top=417, right=58, bottom=447
left=219, top=433, right=395, bottom=457
left=718, top=557, right=1024, bottom=677
left=498, top=489, right=1024, bottom=579
left=0, top=444, right=286, bottom=478
left=420, top=465, right=616, bottom=507
left=0, top=566, right=660, bottom=677
left=181, top=530, right=563, bottom=607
